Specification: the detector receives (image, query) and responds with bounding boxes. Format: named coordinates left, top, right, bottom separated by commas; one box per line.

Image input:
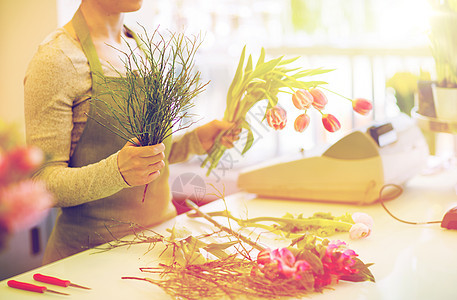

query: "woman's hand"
left=196, top=120, right=241, bottom=151
left=117, top=140, right=166, bottom=186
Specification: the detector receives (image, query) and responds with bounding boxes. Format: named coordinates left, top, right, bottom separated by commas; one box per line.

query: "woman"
left=24, top=0, right=236, bottom=264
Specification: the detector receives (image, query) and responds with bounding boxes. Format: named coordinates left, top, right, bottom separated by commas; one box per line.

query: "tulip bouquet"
left=0, top=121, right=53, bottom=249
left=201, top=46, right=372, bottom=175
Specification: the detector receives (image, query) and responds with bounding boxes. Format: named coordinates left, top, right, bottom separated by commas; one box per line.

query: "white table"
left=1, top=167, right=457, bottom=300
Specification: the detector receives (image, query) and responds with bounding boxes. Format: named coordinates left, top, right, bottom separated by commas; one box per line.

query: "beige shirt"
left=24, top=27, right=205, bottom=208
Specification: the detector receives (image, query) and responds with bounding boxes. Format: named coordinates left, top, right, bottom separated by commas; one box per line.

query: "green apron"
left=43, top=8, right=176, bottom=264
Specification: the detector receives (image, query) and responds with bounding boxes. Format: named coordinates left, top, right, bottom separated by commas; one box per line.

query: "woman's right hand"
left=117, top=140, right=166, bottom=186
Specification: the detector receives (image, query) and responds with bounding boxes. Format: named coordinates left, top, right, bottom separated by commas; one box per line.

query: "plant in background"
left=0, top=121, right=53, bottom=249
left=93, top=27, right=208, bottom=201
left=429, top=0, right=457, bottom=87
left=201, top=46, right=372, bottom=175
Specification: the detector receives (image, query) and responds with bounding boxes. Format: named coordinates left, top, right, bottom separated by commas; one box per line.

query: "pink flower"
left=266, top=106, right=287, bottom=130
left=349, top=223, right=371, bottom=239
left=322, top=114, right=341, bottom=132
left=352, top=98, right=372, bottom=115
left=315, top=240, right=359, bottom=288
left=292, top=89, right=313, bottom=110
left=256, top=247, right=311, bottom=280
left=352, top=212, right=374, bottom=229
left=8, top=146, right=44, bottom=174
left=294, top=114, right=310, bottom=133
left=0, top=151, right=8, bottom=185
left=309, top=88, right=328, bottom=110
left=0, top=180, right=53, bottom=233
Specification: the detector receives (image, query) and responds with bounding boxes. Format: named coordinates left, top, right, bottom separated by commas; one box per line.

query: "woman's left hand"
left=196, top=120, right=241, bottom=151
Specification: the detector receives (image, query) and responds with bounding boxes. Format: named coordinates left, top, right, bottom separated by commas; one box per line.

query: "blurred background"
left=0, top=0, right=453, bottom=280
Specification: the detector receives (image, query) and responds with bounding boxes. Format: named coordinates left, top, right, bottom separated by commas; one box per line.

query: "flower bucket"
left=432, top=86, right=457, bottom=121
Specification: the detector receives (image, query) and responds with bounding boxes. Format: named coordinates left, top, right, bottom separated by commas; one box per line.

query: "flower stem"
left=142, top=184, right=148, bottom=203
left=185, top=200, right=265, bottom=251
left=319, top=86, right=353, bottom=102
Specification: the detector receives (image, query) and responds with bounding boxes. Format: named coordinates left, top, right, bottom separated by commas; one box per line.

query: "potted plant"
left=429, top=0, right=457, bottom=120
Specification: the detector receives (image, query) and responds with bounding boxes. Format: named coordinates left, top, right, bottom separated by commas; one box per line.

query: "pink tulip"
left=352, top=98, right=372, bottom=115
left=257, top=248, right=272, bottom=265
left=349, top=223, right=371, bottom=239
left=309, top=88, right=328, bottom=110
left=322, top=114, right=341, bottom=132
left=292, top=89, right=313, bottom=110
left=294, top=114, right=311, bottom=133
left=266, top=106, right=287, bottom=130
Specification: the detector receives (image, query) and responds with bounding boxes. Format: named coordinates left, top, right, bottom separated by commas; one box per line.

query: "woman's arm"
left=24, top=32, right=129, bottom=207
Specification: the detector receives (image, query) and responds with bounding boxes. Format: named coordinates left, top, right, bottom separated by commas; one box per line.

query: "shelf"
left=412, top=107, right=457, bottom=134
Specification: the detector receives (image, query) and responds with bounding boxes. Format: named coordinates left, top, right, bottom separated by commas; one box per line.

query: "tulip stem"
left=319, top=86, right=353, bottom=102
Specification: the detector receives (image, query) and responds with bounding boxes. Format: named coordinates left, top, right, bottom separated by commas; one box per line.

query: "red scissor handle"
left=33, top=273, right=71, bottom=287
left=7, top=280, right=47, bottom=293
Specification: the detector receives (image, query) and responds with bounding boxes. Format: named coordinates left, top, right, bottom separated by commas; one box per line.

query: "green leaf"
left=245, top=54, right=253, bottom=74
left=293, top=68, right=334, bottom=79
left=251, top=56, right=283, bottom=79
left=226, top=46, right=246, bottom=108
left=293, top=248, right=324, bottom=275
left=255, top=47, right=266, bottom=67
left=203, top=241, right=237, bottom=259
left=278, top=56, right=300, bottom=66
left=240, top=120, right=254, bottom=155
left=340, top=258, right=376, bottom=283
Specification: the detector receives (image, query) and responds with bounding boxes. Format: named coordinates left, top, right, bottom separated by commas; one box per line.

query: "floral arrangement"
left=102, top=195, right=375, bottom=299
left=92, top=27, right=208, bottom=201
left=0, top=121, right=53, bottom=249
left=200, top=46, right=372, bottom=175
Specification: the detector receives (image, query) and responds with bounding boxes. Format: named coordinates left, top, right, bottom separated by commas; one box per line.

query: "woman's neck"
left=79, top=1, right=124, bottom=43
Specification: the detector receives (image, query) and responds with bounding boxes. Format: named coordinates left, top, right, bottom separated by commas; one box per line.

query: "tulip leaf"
left=245, top=54, right=253, bottom=74
left=256, top=47, right=266, bottom=67
left=241, top=120, right=254, bottom=155
left=250, top=56, right=283, bottom=79
left=226, top=46, right=246, bottom=109
left=278, top=56, right=300, bottom=66
left=293, top=68, right=334, bottom=79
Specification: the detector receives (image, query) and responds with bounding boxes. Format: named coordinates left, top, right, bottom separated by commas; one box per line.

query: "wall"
left=0, top=0, right=58, bottom=280
left=0, top=0, right=57, bottom=133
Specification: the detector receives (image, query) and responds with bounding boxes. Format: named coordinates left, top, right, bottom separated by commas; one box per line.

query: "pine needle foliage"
left=93, top=26, right=209, bottom=147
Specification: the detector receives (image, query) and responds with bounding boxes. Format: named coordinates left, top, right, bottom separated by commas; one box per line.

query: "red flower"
left=294, top=114, right=311, bottom=133
left=292, top=89, right=313, bottom=110
left=266, top=106, right=287, bottom=130
left=313, top=240, right=359, bottom=289
left=8, top=146, right=44, bottom=174
left=352, top=98, right=372, bottom=115
left=322, top=114, right=341, bottom=132
left=309, top=88, right=328, bottom=110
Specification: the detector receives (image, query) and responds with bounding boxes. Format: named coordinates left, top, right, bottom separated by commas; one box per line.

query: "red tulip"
left=352, top=98, right=372, bottom=115
left=322, top=114, right=341, bottom=132
left=266, top=106, right=287, bottom=130
left=309, top=88, right=328, bottom=110
left=294, top=113, right=311, bottom=133
left=292, top=89, right=313, bottom=110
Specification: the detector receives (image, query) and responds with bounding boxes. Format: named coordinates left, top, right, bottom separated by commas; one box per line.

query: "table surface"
left=1, top=166, right=457, bottom=300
